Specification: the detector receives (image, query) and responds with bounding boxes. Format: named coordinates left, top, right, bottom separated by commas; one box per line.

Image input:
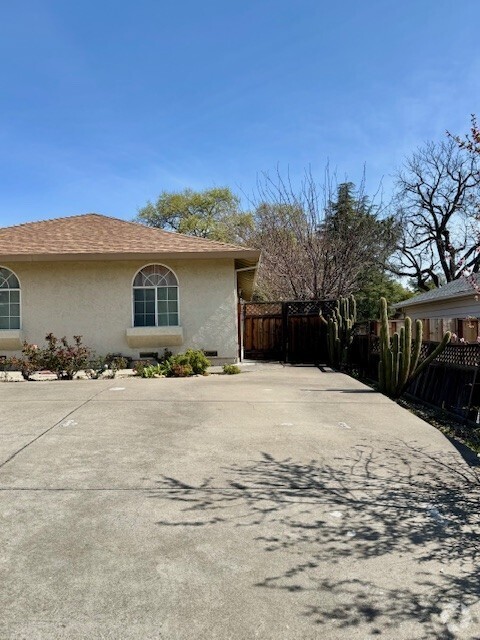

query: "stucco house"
left=0, top=214, right=260, bottom=363
left=393, top=275, right=480, bottom=342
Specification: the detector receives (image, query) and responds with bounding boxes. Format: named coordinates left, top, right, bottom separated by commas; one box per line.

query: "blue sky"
left=1, top=0, right=479, bottom=226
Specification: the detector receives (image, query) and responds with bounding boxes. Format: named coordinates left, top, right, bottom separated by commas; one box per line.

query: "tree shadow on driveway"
left=149, top=443, right=480, bottom=639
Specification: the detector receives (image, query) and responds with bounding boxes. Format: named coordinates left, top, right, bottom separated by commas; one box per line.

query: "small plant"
left=171, top=362, right=193, bottom=377
left=160, top=348, right=173, bottom=363
left=85, top=356, right=108, bottom=379
left=223, top=364, right=241, bottom=375
left=85, top=355, right=128, bottom=379
left=105, top=354, right=128, bottom=379
left=141, top=364, right=164, bottom=378
left=0, top=356, right=11, bottom=382
left=133, top=360, right=151, bottom=377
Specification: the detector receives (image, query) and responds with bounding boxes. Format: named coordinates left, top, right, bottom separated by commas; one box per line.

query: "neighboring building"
left=0, top=214, right=260, bottom=363
left=393, top=276, right=480, bottom=342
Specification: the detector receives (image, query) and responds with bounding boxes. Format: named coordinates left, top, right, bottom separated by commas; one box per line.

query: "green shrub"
left=154, top=349, right=211, bottom=378
left=223, top=364, right=241, bottom=375
left=139, top=364, right=164, bottom=378
left=184, top=349, right=210, bottom=375
left=134, top=349, right=211, bottom=379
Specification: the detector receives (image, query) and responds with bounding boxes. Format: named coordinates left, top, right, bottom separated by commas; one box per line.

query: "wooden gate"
left=241, top=300, right=335, bottom=364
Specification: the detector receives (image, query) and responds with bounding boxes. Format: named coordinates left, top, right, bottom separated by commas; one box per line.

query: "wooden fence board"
left=241, top=300, right=332, bottom=363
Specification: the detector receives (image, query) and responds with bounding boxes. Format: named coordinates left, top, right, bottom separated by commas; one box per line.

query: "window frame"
left=131, top=264, right=180, bottom=328
left=0, top=266, right=21, bottom=330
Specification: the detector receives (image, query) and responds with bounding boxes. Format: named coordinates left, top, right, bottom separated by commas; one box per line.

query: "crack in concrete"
left=0, top=386, right=112, bottom=471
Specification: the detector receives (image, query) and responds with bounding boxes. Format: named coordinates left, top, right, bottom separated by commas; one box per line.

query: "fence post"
left=465, top=346, right=480, bottom=422
left=281, top=302, right=288, bottom=363
left=238, top=302, right=245, bottom=362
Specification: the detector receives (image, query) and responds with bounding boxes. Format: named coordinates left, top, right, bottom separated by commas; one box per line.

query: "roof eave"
left=393, top=289, right=476, bottom=309
left=0, top=249, right=261, bottom=262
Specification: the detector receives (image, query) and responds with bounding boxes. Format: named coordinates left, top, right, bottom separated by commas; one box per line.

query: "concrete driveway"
left=1, top=364, right=479, bottom=639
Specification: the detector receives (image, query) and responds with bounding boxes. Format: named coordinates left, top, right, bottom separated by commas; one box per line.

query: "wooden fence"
left=351, top=335, right=480, bottom=423
left=240, top=304, right=480, bottom=423
left=241, top=300, right=335, bottom=364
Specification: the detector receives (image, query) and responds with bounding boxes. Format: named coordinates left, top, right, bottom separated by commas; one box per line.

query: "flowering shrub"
left=7, top=344, right=41, bottom=380
left=133, top=360, right=151, bottom=377
left=8, top=334, right=92, bottom=380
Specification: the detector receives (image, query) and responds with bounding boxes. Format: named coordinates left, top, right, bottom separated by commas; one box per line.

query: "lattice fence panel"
left=244, top=302, right=282, bottom=316
left=433, top=344, right=480, bottom=368
left=370, top=337, right=380, bottom=355
left=286, top=300, right=337, bottom=316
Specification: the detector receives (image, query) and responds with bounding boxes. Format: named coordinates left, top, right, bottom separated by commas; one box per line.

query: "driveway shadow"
left=301, top=388, right=378, bottom=394
left=149, top=444, right=480, bottom=638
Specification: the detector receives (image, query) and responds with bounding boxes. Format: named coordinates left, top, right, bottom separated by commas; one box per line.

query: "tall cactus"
left=378, top=297, right=451, bottom=399
left=327, top=295, right=356, bottom=368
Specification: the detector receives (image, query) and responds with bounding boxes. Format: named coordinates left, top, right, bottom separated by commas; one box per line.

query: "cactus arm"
left=385, top=347, right=392, bottom=395
left=378, top=297, right=390, bottom=394
left=376, top=298, right=450, bottom=399
left=410, top=319, right=423, bottom=373
left=350, top=295, right=357, bottom=323
left=399, top=319, right=411, bottom=391
left=392, top=332, right=398, bottom=386
left=327, top=295, right=357, bottom=368
left=378, top=359, right=384, bottom=389
left=411, top=331, right=451, bottom=380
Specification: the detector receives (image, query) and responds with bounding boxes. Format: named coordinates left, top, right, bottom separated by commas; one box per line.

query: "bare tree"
left=248, top=168, right=397, bottom=300
left=389, top=139, right=480, bottom=291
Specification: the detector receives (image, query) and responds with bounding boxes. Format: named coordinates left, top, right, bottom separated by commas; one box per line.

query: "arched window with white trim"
left=0, top=267, right=20, bottom=329
left=133, top=265, right=179, bottom=327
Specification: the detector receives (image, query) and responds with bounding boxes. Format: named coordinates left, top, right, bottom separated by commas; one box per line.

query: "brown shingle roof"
left=0, top=213, right=260, bottom=261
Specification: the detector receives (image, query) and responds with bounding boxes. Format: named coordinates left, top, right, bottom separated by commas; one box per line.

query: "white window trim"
left=131, top=263, right=181, bottom=328
left=0, top=266, right=21, bottom=330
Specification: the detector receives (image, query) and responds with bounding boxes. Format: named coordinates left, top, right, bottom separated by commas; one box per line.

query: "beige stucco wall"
left=0, top=259, right=239, bottom=362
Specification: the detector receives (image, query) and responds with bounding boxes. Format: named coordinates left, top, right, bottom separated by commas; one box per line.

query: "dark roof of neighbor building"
left=393, top=275, right=480, bottom=309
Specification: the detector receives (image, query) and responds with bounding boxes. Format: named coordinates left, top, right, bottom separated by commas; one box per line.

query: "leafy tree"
left=355, top=268, right=413, bottom=320
left=320, top=182, right=398, bottom=299
left=136, top=187, right=253, bottom=244
left=389, top=139, right=480, bottom=291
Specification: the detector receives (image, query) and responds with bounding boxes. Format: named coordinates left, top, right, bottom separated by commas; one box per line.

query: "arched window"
left=133, top=265, right=179, bottom=327
left=0, top=267, right=20, bottom=329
